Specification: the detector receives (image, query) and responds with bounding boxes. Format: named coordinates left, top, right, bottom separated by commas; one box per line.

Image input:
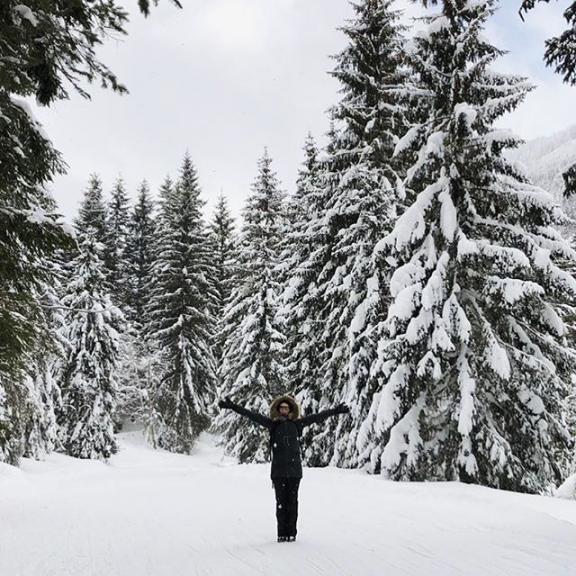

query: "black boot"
left=287, top=535, right=296, bottom=542
left=277, top=536, right=287, bottom=543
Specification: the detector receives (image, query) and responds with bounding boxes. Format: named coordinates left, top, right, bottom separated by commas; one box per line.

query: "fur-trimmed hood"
left=269, top=395, right=301, bottom=420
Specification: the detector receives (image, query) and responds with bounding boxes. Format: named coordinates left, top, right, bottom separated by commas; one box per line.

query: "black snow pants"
left=272, top=477, right=301, bottom=538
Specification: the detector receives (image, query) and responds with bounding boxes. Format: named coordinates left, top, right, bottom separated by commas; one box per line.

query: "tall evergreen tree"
left=209, top=194, right=238, bottom=378
left=215, top=150, right=286, bottom=463
left=126, top=180, right=156, bottom=327
left=58, top=235, right=123, bottom=459
left=0, top=375, right=25, bottom=464
left=278, top=133, right=329, bottom=465
left=156, top=176, right=176, bottom=228
left=283, top=133, right=321, bottom=229
left=139, top=176, right=175, bottom=427
left=297, top=134, right=320, bottom=197
left=117, top=181, right=156, bottom=424
left=281, top=0, right=410, bottom=467
left=279, top=134, right=323, bottom=288
left=356, top=0, right=576, bottom=493
left=75, top=174, right=107, bottom=245
left=0, top=192, right=70, bottom=464
left=146, top=154, right=217, bottom=453
left=22, top=273, right=67, bottom=459
left=104, top=177, right=131, bottom=305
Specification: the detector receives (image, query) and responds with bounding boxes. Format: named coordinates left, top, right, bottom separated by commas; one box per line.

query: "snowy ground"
left=2, top=427, right=576, bottom=576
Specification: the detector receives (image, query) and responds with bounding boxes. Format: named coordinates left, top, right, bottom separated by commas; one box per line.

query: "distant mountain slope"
left=510, top=125, right=576, bottom=232
left=511, top=125, right=576, bottom=200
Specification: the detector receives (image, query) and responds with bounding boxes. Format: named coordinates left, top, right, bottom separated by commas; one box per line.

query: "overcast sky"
left=35, top=0, right=576, bottom=223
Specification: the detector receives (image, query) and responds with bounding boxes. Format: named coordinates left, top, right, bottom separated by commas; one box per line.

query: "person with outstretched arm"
left=218, top=395, right=350, bottom=543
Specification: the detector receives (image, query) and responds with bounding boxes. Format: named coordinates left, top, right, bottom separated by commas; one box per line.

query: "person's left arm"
left=297, top=404, right=350, bottom=428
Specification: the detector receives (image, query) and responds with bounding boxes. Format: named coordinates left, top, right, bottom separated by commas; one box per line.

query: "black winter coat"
left=226, top=401, right=343, bottom=479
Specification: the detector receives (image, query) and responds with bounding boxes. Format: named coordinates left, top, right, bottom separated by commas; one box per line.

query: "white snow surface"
left=2, top=426, right=576, bottom=575
left=556, top=473, right=576, bottom=500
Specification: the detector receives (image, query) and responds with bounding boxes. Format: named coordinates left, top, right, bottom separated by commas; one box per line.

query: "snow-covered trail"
left=2, top=428, right=576, bottom=576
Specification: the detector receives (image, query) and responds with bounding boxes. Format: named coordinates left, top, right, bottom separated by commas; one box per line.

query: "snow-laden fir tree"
left=1, top=243, right=70, bottom=465
left=356, top=0, right=576, bottom=493
left=0, top=185, right=70, bottom=464
left=21, top=265, right=68, bottom=459
left=281, top=0, right=410, bottom=467
left=116, top=181, right=157, bottom=423
left=0, top=375, right=24, bottom=464
left=209, top=194, right=238, bottom=380
left=145, top=155, right=217, bottom=453
left=156, top=176, right=176, bottom=230
left=215, top=150, right=286, bottom=463
left=141, top=175, right=176, bottom=429
left=104, top=177, right=131, bottom=306
left=0, top=108, right=70, bottom=463
left=278, top=133, right=322, bottom=343
left=125, top=180, right=156, bottom=328
left=283, top=133, right=321, bottom=230
left=102, top=176, right=131, bottom=426
left=278, top=133, right=324, bottom=295
left=115, top=332, right=152, bottom=426
left=278, top=133, right=330, bottom=466
left=58, top=235, right=123, bottom=459
left=75, top=174, right=108, bottom=245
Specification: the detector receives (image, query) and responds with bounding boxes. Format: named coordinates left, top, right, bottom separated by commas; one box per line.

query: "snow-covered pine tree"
left=138, top=176, right=176, bottom=433
left=125, top=180, right=156, bottom=328
left=22, top=271, right=67, bottom=459
left=279, top=132, right=322, bottom=356
left=278, top=133, right=330, bottom=466
left=283, top=133, right=321, bottom=230
left=282, top=0, right=410, bottom=468
left=75, top=174, right=108, bottom=245
left=297, top=134, right=320, bottom=197
left=215, top=150, right=286, bottom=463
left=356, top=0, right=576, bottom=493
left=0, top=105, right=70, bottom=463
left=138, top=176, right=163, bottom=438
left=280, top=134, right=324, bottom=295
left=145, top=155, right=217, bottom=453
left=115, top=180, right=157, bottom=424
left=104, top=177, right=131, bottom=307
left=0, top=187, right=71, bottom=464
left=0, top=375, right=25, bottom=464
left=209, top=194, right=238, bottom=381
left=156, top=176, right=176, bottom=229
left=115, top=332, right=151, bottom=427
left=58, top=235, right=123, bottom=459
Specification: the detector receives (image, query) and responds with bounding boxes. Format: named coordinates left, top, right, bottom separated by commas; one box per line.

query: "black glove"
left=334, top=403, right=350, bottom=414
left=218, top=397, right=233, bottom=409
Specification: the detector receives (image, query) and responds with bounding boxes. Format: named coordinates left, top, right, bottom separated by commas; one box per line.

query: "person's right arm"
left=218, top=398, right=272, bottom=429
